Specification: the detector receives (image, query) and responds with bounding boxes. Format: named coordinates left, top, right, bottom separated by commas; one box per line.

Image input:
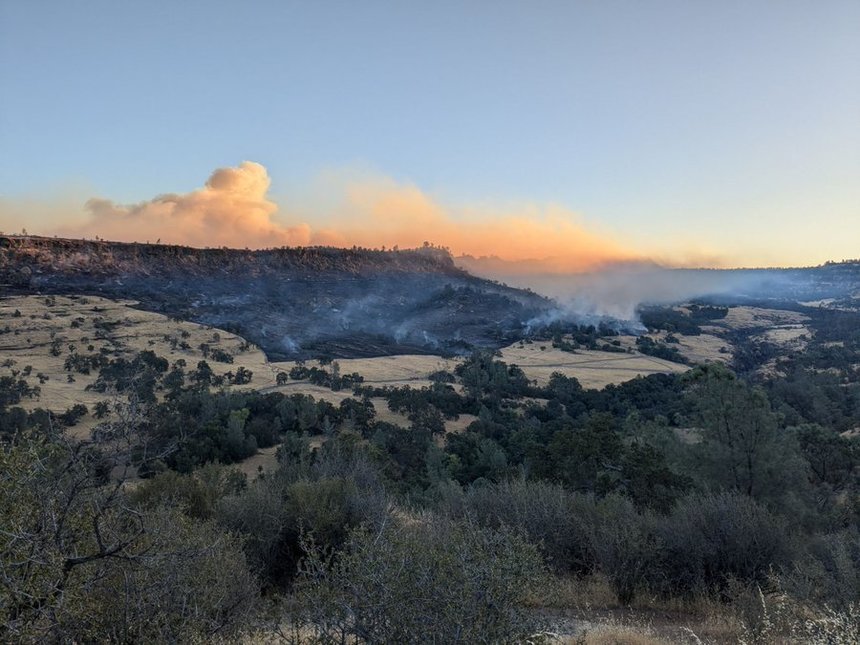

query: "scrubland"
left=2, top=294, right=859, bottom=643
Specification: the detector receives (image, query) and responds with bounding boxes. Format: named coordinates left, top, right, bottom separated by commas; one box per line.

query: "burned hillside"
left=0, top=236, right=552, bottom=359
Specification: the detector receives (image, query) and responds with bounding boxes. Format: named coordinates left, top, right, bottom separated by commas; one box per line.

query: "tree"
left=794, top=423, right=859, bottom=490
left=192, top=360, right=213, bottom=386
left=93, top=400, right=110, bottom=419
left=0, top=423, right=256, bottom=642
left=684, top=364, right=807, bottom=501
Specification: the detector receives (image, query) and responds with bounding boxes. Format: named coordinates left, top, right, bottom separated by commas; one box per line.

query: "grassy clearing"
left=705, top=305, right=809, bottom=331
left=530, top=575, right=759, bottom=644
left=0, top=294, right=273, bottom=438
left=616, top=331, right=731, bottom=365
left=499, top=342, right=688, bottom=388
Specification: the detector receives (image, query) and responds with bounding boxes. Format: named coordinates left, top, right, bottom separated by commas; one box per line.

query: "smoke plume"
left=61, top=162, right=312, bottom=248
left=28, top=162, right=637, bottom=273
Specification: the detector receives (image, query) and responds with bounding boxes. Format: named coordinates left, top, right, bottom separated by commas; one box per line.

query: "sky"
left=1, top=1, right=858, bottom=269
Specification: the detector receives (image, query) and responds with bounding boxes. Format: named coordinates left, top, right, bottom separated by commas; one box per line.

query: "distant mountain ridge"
left=0, top=235, right=552, bottom=359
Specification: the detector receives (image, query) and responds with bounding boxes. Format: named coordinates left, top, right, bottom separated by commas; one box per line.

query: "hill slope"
left=0, top=236, right=552, bottom=359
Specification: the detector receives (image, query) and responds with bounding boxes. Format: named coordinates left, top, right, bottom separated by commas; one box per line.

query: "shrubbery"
left=292, top=518, right=546, bottom=644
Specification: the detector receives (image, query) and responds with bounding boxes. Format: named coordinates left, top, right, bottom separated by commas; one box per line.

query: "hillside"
left=0, top=235, right=552, bottom=359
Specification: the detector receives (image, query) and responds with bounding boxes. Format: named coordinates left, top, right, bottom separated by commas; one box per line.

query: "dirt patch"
left=235, top=445, right=280, bottom=479
left=758, top=325, right=810, bottom=348
left=445, top=413, right=478, bottom=434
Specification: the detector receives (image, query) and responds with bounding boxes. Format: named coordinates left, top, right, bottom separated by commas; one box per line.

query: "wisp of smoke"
left=480, top=263, right=780, bottom=327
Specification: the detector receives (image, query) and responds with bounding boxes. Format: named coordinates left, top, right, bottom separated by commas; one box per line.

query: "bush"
left=442, top=478, right=598, bottom=575
left=58, top=508, right=258, bottom=643
left=587, top=495, right=661, bottom=605
left=0, top=434, right=257, bottom=643
left=292, top=517, right=546, bottom=644
left=217, top=451, right=388, bottom=589
left=653, top=492, right=794, bottom=596
left=130, top=464, right=247, bottom=520
left=781, top=528, right=860, bottom=609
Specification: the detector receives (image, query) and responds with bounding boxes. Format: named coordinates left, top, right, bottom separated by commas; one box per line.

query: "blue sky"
left=1, top=1, right=858, bottom=266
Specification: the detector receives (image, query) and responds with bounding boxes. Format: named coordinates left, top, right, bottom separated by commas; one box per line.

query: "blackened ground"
left=0, top=236, right=552, bottom=359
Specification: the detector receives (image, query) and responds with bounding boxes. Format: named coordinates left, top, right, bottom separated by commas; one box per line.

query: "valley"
left=2, top=238, right=859, bottom=643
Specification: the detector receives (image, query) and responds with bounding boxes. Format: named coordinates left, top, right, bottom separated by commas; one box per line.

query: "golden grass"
left=712, top=305, right=809, bottom=330
left=615, top=332, right=731, bottom=366
left=530, top=575, right=747, bottom=645
left=0, top=294, right=274, bottom=438
left=499, top=342, right=688, bottom=388
left=563, top=625, right=669, bottom=645
left=368, top=396, right=411, bottom=427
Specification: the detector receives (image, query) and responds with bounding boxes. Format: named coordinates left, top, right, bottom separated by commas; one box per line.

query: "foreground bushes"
left=439, top=478, right=596, bottom=574
left=216, top=445, right=388, bottom=589
left=654, top=492, right=793, bottom=597
left=444, top=479, right=798, bottom=605
left=0, top=434, right=257, bottom=644
left=782, top=528, right=860, bottom=610
left=290, top=518, right=545, bottom=644
left=57, top=509, right=257, bottom=643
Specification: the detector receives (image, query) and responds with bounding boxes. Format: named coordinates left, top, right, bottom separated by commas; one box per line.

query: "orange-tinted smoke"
left=63, top=162, right=312, bottom=248
left=317, top=179, right=638, bottom=272
left=54, top=161, right=637, bottom=272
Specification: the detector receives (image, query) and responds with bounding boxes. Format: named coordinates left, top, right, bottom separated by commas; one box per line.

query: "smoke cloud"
left=315, top=177, right=637, bottom=271
left=476, top=264, right=771, bottom=322
left=19, top=162, right=637, bottom=273
left=61, top=162, right=313, bottom=248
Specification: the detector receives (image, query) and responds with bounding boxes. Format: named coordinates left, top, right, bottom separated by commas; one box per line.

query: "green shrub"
left=443, top=478, right=598, bottom=575
left=653, top=492, right=793, bottom=596
left=588, top=495, right=661, bottom=605
left=293, top=517, right=546, bottom=644
left=217, top=451, right=388, bottom=589
left=59, top=508, right=258, bottom=643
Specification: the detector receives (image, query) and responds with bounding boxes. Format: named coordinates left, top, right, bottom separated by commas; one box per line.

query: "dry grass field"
left=0, top=294, right=703, bottom=421
left=615, top=331, right=732, bottom=365
left=3, top=296, right=817, bottom=454
left=0, top=296, right=501, bottom=467
left=4, top=294, right=766, bottom=474
left=705, top=305, right=809, bottom=330
left=498, top=342, right=689, bottom=388
left=0, top=294, right=274, bottom=438
left=716, top=306, right=811, bottom=352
